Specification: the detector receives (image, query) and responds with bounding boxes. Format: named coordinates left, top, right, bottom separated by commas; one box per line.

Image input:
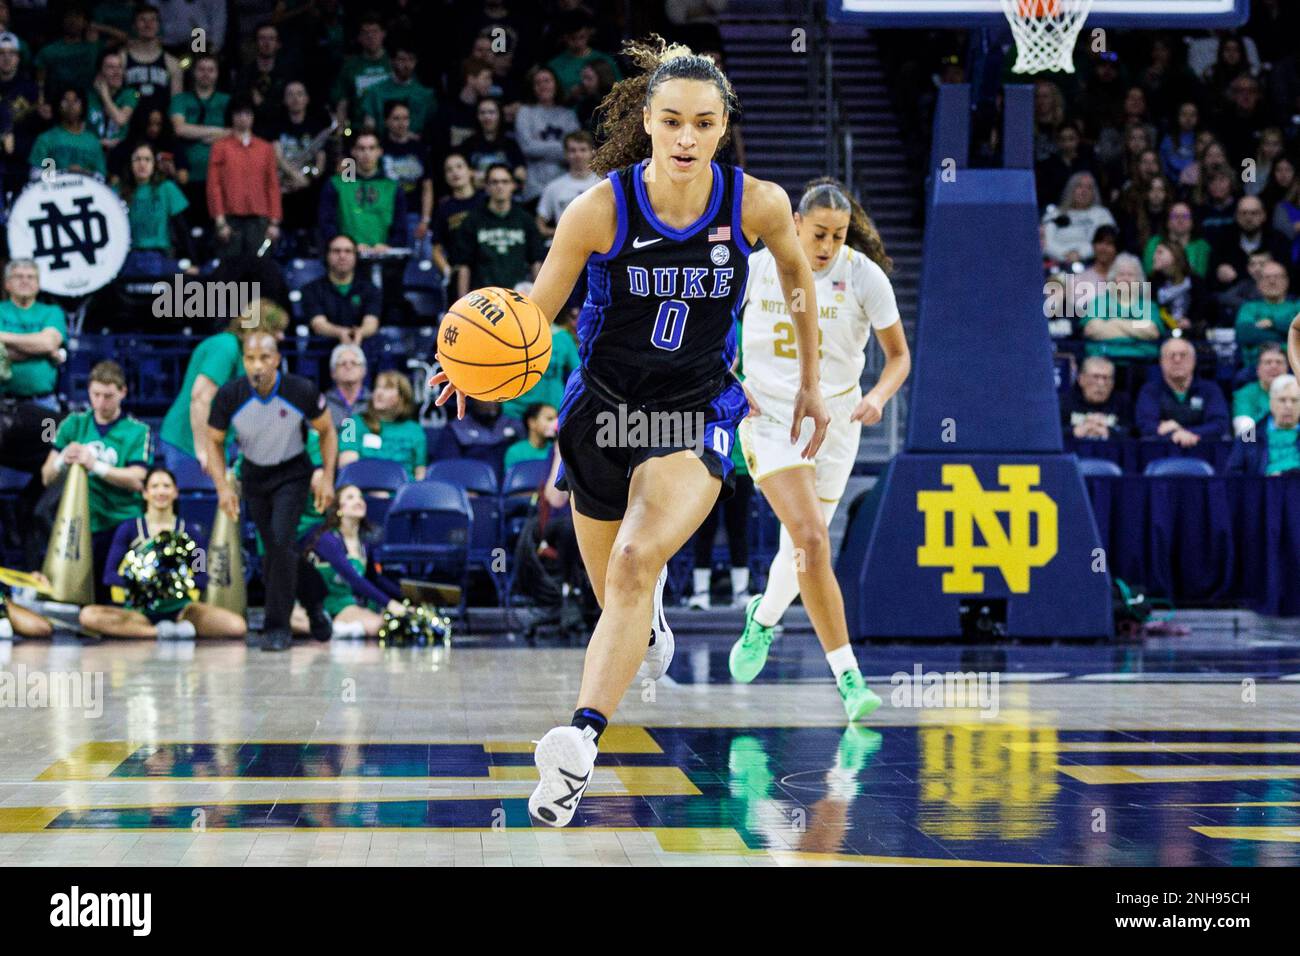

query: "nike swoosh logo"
left=632, top=236, right=662, bottom=248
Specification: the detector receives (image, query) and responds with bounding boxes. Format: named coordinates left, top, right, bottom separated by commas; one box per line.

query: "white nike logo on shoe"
left=632, top=236, right=663, bottom=248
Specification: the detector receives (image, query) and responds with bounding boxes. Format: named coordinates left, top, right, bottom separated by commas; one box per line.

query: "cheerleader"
left=79, top=467, right=247, bottom=639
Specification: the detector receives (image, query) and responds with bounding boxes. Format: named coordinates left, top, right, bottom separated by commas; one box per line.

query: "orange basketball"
left=436, top=287, right=552, bottom=402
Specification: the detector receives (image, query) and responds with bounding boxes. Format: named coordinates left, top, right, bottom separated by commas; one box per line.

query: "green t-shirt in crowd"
left=547, top=49, right=622, bottom=99
left=170, top=89, right=230, bottom=182
left=29, top=124, right=107, bottom=176
left=332, top=54, right=391, bottom=113
left=54, top=411, right=152, bottom=534
left=340, top=415, right=427, bottom=480
left=450, top=202, right=546, bottom=290
left=36, top=39, right=103, bottom=98
left=0, top=300, right=67, bottom=398
left=360, top=77, right=436, bottom=134
left=329, top=172, right=400, bottom=247
left=1233, top=380, right=1272, bottom=425
left=503, top=438, right=552, bottom=473
left=86, top=84, right=139, bottom=143
left=1081, top=287, right=1165, bottom=363
left=159, top=332, right=243, bottom=456
left=120, top=178, right=188, bottom=251
left=501, top=327, right=580, bottom=420
left=1235, top=299, right=1299, bottom=368
left=1266, top=424, right=1300, bottom=476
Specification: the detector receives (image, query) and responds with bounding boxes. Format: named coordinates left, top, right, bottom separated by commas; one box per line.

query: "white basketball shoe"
left=528, top=725, right=599, bottom=827
left=638, top=565, right=675, bottom=681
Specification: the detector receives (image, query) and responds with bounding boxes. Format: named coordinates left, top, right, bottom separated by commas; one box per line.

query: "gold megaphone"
left=41, top=462, right=95, bottom=604
left=204, top=482, right=246, bottom=615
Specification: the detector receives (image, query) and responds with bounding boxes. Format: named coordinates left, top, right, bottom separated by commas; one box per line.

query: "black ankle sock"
left=571, top=707, right=608, bottom=742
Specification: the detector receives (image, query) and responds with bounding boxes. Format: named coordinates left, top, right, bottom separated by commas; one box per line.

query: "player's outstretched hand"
left=850, top=392, right=884, bottom=426
left=428, top=362, right=467, bottom=420
left=791, top=386, right=830, bottom=460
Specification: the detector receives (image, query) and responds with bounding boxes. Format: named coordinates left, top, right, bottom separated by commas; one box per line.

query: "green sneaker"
left=729, top=594, right=775, bottom=683
left=836, top=725, right=883, bottom=774
left=837, top=668, right=882, bottom=723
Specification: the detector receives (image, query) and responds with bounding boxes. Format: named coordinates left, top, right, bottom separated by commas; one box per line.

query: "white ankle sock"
left=174, top=620, right=196, bottom=639
left=730, top=566, right=750, bottom=596
left=692, top=568, right=710, bottom=595
left=825, top=644, right=858, bottom=679
left=333, top=620, right=366, bottom=639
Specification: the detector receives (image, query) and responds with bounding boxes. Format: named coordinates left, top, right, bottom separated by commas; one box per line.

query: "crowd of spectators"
left=876, top=3, right=1300, bottom=473
left=1032, top=11, right=1300, bottom=473
left=0, top=0, right=738, bottom=619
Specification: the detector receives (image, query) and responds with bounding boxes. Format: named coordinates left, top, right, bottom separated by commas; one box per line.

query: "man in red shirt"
left=206, top=96, right=282, bottom=259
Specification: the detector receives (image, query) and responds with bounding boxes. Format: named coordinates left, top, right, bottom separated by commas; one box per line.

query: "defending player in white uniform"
left=730, top=178, right=911, bottom=721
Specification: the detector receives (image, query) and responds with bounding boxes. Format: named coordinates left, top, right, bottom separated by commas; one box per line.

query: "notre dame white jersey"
left=740, top=243, right=900, bottom=405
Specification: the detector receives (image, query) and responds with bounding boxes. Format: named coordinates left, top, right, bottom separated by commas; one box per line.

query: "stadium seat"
left=1143, top=457, right=1215, bottom=478
left=170, top=454, right=215, bottom=491
left=337, top=459, right=409, bottom=526
left=1077, top=458, right=1123, bottom=478
left=425, top=459, right=503, bottom=601
left=501, top=458, right=551, bottom=549
left=377, top=480, right=471, bottom=610
left=425, top=458, right=499, bottom=495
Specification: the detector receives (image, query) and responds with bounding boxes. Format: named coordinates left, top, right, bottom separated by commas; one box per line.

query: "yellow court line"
left=0, top=811, right=1048, bottom=863
left=1059, top=765, right=1300, bottom=785
left=35, top=726, right=664, bottom=780
left=484, top=725, right=661, bottom=754
left=38, top=742, right=139, bottom=781
left=1191, top=827, right=1300, bottom=843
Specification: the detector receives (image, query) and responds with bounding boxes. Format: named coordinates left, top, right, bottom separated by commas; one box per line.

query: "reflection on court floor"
left=1, top=632, right=1299, bottom=865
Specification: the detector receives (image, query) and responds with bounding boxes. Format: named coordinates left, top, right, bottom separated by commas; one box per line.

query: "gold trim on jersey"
left=752, top=461, right=816, bottom=483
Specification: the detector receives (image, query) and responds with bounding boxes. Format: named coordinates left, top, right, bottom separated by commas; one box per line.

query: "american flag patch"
left=707, top=225, right=731, bottom=242
left=832, top=280, right=846, bottom=291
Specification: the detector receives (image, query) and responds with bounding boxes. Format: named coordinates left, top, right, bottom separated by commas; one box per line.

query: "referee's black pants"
left=244, top=472, right=322, bottom=633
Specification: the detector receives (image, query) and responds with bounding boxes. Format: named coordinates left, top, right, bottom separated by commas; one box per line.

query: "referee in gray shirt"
left=206, top=332, right=338, bottom=651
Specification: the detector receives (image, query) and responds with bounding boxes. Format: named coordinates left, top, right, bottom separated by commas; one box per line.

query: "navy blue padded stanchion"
left=837, top=84, right=1112, bottom=640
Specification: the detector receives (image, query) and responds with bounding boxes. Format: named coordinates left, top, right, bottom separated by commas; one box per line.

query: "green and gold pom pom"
left=378, top=600, right=451, bottom=648
left=120, top=531, right=199, bottom=613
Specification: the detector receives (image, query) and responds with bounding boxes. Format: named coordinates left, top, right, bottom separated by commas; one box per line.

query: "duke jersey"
left=577, top=160, right=751, bottom=405
left=740, top=243, right=900, bottom=406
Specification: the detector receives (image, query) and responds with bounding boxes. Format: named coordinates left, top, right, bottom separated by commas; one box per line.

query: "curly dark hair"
left=590, top=34, right=741, bottom=176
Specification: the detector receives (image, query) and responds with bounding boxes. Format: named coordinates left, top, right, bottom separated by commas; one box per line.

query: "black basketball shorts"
left=554, top=369, right=749, bottom=521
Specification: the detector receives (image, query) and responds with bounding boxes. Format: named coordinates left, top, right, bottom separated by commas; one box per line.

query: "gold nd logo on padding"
left=916, top=465, right=1058, bottom=593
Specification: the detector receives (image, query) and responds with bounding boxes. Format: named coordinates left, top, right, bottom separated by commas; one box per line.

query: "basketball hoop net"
left=999, top=0, right=1095, bottom=74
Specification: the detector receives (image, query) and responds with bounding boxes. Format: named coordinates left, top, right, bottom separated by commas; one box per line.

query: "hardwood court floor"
left=2, top=622, right=1299, bottom=866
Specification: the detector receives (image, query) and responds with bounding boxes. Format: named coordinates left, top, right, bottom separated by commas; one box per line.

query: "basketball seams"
left=493, top=286, right=543, bottom=350
left=463, top=367, right=543, bottom=400
left=439, top=342, right=552, bottom=369
left=444, top=308, right=527, bottom=348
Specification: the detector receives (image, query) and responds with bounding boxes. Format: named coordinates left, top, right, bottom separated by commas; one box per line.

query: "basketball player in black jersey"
left=432, top=37, right=829, bottom=827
